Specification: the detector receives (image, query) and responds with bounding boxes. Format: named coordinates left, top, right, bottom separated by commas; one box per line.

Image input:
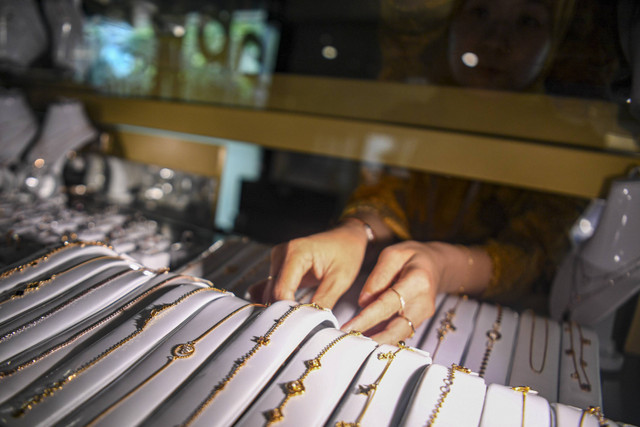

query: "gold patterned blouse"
left=341, top=169, right=587, bottom=303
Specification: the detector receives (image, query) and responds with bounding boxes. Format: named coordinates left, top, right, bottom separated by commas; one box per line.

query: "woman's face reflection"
left=448, top=0, right=553, bottom=91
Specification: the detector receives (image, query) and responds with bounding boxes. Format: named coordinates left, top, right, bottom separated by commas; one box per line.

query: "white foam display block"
left=552, top=402, right=602, bottom=427
left=479, top=383, right=552, bottom=427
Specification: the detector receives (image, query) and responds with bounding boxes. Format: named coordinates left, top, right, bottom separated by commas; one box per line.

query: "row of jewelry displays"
left=0, top=241, right=626, bottom=427
left=177, top=236, right=605, bottom=411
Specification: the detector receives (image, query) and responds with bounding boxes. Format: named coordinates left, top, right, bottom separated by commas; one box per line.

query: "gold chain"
left=0, top=241, right=112, bottom=281
left=425, top=364, right=471, bottom=427
left=0, top=255, right=123, bottom=306
left=336, top=341, right=412, bottom=427
left=181, top=303, right=328, bottom=426
left=432, top=295, right=467, bottom=360
left=565, top=322, right=592, bottom=392
left=265, top=330, right=362, bottom=425
left=511, top=386, right=531, bottom=427
left=12, top=286, right=218, bottom=418
left=0, top=274, right=223, bottom=380
left=528, top=311, right=548, bottom=374
left=579, top=406, right=607, bottom=427
left=86, top=302, right=262, bottom=426
left=479, top=305, right=502, bottom=377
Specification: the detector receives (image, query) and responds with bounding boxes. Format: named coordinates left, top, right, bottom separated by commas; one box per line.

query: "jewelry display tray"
left=0, top=239, right=632, bottom=427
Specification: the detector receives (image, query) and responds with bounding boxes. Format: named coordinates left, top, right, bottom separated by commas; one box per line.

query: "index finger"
left=342, top=287, right=402, bottom=334
left=271, top=244, right=313, bottom=302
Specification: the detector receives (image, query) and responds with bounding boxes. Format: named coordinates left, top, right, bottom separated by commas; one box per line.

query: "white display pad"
left=235, top=327, right=377, bottom=427
left=328, top=343, right=432, bottom=426
left=462, top=303, right=519, bottom=385
left=0, top=284, right=225, bottom=427
left=0, top=276, right=207, bottom=404
left=0, top=242, right=120, bottom=293
left=0, top=268, right=158, bottom=362
left=552, top=402, right=602, bottom=427
left=142, top=300, right=341, bottom=427
left=66, top=296, right=256, bottom=427
left=508, top=310, right=562, bottom=402
left=400, top=363, right=487, bottom=427
left=404, top=293, right=446, bottom=349
left=479, top=383, right=553, bottom=427
left=558, top=322, right=602, bottom=409
left=0, top=256, right=132, bottom=325
left=419, top=295, right=479, bottom=365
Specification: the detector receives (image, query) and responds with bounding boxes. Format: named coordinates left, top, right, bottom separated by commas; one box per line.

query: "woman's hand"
left=257, top=220, right=370, bottom=309
left=342, top=241, right=445, bottom=344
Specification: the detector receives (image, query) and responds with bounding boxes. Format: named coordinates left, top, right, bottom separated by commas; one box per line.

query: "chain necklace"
left=265, top=331, right=362, bottom=425
left=336, top=342, right=412, bottom=427
left=478, top=305, right=502, bottom=377
left=425, top=364, right=471, bottom=427
left=0, top=241, right=112, bottom=281
left=12, top=285, right=219, bottom=418
left=181, top=302, right=328, bottom=427
left=0, top=255, right=123, bottom=306
left=565, top=322, right=592, bottom=392
left=579, top=406, right=607, bottom=427
left=0, top=274, right=224, bottom=380
left=528, top=311, right=548, bottom=374
left=511, top=386, right=532, bottom=427
left=86, top=302, right=261, bottom=426
left=431, top=295, right=467, bottom=360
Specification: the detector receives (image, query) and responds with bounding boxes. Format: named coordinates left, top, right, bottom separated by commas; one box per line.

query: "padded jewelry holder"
left=551, top=402, right=602, bottom=427
left=143, top=300, right=340, bottom=427
left=419, top=295, right=479, bottom=365
left=403, top=293, right=446, bottom=349
left=400, top=363, right=487, bottom=427
left=462, top=303, right=519, bottom=385
left=178, top=237, right=250, bottom=279
left=508, top=310, right=562, bottom=402
left=479, top=383, right=553, bottom=427
left=328, top=343, right=432, bottom=426
left=235, top=327, right=377, bottom=427
left=0, top=283, right=225, bottom=426
left=558, top=322, right=602, bottom=409
left=64, top=296, right=254, bottom=427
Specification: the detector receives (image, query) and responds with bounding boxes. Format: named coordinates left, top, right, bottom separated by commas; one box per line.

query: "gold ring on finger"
left=398, top=314, right=415, bottom=338
left=389, top=287, right=406, bottom=315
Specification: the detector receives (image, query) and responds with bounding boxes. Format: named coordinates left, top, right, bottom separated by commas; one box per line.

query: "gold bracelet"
left=511, top=386, right=532, bottom=427
left=0, top=241, right=112, bottom=281
left=265, top=330, right=362, bottom=425
left=86, top=302, right=263, bottom=426
left=0, top=274, right=225, bottom=380
left=565, top=322, right=592, bottom=392
left=336, top=342, right=412, bottom=427
left=478, top=304, right=502, bottom=378
left=528, top=311, right=548, bottom=374
left=12, top=285, right=219, bottom=418
left=432, top=295, right=467, bottom=360
left=425, top=364, right=471, bottom=427
left=579, top=406, right=607, bottom=427
left=0, top=255, right=123, bottom=306
left=181, top=303, right=329, bottom=426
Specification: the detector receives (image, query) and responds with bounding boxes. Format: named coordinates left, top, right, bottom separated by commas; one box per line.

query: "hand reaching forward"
left=259, top=220, right=370, bottom=309
left=343, top=241, right=492, bottom=345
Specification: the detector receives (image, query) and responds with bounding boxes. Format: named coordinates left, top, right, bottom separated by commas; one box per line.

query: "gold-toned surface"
left=432, top=295, right=467, bottom=360
left=528, top=312, right=549, bottom=374
left=511, top=386, right=532, bottom=427
left=564, top=322, right=592, bottom=392
left=426, top=364, right=472, bottom=427
left=478, top=305, right=503, bottom=378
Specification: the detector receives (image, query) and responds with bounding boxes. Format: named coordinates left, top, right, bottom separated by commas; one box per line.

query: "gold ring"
left=267, top=275, right=274, bottom=281
left=398, top=314, right=415, bottom=338
left=389, top=288, right=406, bottom=314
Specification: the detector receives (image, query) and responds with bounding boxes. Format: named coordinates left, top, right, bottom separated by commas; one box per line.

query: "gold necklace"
left=86, top=302, right=262, bottom=426
left=431, top=295, right=467, bottom=360
left=0, top=241, right=112, bottom=281
left=12, top=285, right=219, bottom=418
left=181, top=303, right=328, bottom=426
left=0, top=255, right=123, bottom=305
left=565, top=322, right=592, bottom=392
left=478, top=305, right=502, bottom=377
left=579, top=406, right=606, bottom=427
left=425, top=364, right=471, bottom=427
left=265, top=331, right=362, bottom=425
left=528, top=312, right=548, bottom=374
left=511, top=386, right=532, bottom=427
left=336, top=342, right=412, bottom=427
left=0, top=274, right=224, bottom=380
